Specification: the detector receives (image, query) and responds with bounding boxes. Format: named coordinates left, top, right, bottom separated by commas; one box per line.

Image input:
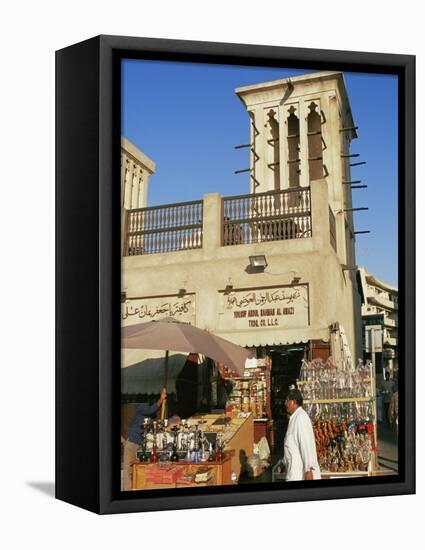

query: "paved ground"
left=376, top=420, right=399, bottom=473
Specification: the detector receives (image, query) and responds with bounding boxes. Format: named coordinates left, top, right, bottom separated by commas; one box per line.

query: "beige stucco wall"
left=121, top=137, right=156, bottom=253
left=236, top=71, right=358, bottom=272
left=122, top=180, right=362, bottom=359
left=121, top=72, right=363, bottom=364
left=121, top=137, right=156, bottom=209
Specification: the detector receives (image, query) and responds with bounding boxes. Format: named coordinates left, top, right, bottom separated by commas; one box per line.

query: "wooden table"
left=223, top=414, right=254, bottom=479
left=131, top=456, right=233, bottom=490
left=185, top=413, right=254, bottom=480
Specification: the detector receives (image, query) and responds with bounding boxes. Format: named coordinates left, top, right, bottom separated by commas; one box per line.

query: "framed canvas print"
left=56, top=35, right=415, bottom=514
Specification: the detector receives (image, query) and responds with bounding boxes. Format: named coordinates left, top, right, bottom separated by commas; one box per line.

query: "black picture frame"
left=56, top=35, right=415, bottom=514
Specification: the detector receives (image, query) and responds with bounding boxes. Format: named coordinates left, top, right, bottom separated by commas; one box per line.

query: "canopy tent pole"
left=161, top=350, right=169, bottom=420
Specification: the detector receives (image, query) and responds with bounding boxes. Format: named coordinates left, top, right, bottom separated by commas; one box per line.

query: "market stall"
left=298, top=358, right=378, bottom=477
left=130, top=412, right=254, bottom=490
left=225, top=357, right=273, bottom=447
left=131, top=456, right=233, bottom=490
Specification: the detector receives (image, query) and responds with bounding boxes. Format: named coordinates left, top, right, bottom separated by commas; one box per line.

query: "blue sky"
left=122, top=60, right=398, bottom=286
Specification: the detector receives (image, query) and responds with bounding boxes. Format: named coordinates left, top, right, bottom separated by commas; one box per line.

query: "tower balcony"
left=124, top=187, right=314, bottom=256
left=123, top=180, right=341, bottom=265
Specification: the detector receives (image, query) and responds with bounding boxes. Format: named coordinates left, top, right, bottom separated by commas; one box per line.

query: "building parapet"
left=367, top=292, right=396, bottom=311
left=125, top=199, right=203, bottom=256
left=123, top=186, right=323, bottom=257
left=384, top=337, right=398, bottom=347
left=222, top=187, right=311, bottom=246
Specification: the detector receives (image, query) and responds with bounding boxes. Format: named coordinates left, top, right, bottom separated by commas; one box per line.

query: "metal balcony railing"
left=124, top=199, right=203, bottom=256
left=124, top=187, right=312, bottom=256
left=222, top=187, right=311, bottom=246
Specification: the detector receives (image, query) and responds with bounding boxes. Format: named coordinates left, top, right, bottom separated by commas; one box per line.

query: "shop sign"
left=121, top=295, right=196, bottom=326
left=365, top=325, right=383, bottom=353
left=219, top=285, right=309, bottom=331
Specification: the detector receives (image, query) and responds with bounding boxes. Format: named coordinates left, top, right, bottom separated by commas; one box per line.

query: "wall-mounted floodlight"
left=249, top=255, right=268, bottom=269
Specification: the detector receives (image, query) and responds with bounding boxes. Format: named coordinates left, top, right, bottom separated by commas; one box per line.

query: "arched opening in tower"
left=287, top=106, right=300, bottom=188
left=267, top=109, right=280, bottom=190
left=307, top=102, right=324, bottom=181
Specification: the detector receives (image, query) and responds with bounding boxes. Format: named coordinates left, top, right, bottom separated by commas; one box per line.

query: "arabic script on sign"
left=225, top=289, right=302, bottom=309
left=219, top=285, right=308, bottom=331
left=122, top=300, right=192, bottom=321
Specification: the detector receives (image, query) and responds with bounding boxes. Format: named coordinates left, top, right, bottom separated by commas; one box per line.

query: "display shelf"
left=224, top=358, right=273, bottom=446
left=232, top=375, right=261, bottom=381
left=320, top=470, right=370, bottom=478
left=228, top=364, right=271, bottom=420
left=297, top=379, right=371, bottom=386
left=304, top=397, right=374, bottom=404
left=298, top=359, right=378, bottom=476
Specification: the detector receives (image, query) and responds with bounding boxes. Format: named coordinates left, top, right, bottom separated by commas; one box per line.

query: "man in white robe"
left=283, top=388, right=321, bottom=481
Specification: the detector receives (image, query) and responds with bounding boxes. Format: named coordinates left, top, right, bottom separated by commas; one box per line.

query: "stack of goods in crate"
left=176, top=466, right=215, bottom=486
left=194, top=466, right=215, bottom=484
left=227, top=359, right=270, bottom=419
left=228, top=375, right=267, bottom=417
left=145, top=464, right=186, bottom=484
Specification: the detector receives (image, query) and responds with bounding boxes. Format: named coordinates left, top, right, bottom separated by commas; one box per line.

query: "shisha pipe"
left=150, top=420, right=159, bottom=463
left=193, top=423, right=201, bottom=462
left=138, top=418, right=150, bottom=462
left=198, top=423, right=208, bottom=461
left=158, top=421, right=168, bottom=462
left=170, top=425, right=179, bottom=462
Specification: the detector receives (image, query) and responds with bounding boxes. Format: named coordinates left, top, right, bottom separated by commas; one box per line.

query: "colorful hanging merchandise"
left=298, top=358, right=377, bottom=475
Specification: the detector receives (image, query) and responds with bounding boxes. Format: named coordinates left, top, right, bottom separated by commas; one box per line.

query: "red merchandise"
left=145, top=465, right=185, bottom=484
left=367, top=422, right=376, bottom=452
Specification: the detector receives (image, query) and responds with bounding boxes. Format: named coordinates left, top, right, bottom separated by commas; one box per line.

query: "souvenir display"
left=129, top=413, right=253, bottom=489
left=228, top=372, right=268, bottom=417
left=299, top=358, right=377, bottom=475
left=298, top=357, right=372, bottom=400
left=225, top=359, right=273, bottom=444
